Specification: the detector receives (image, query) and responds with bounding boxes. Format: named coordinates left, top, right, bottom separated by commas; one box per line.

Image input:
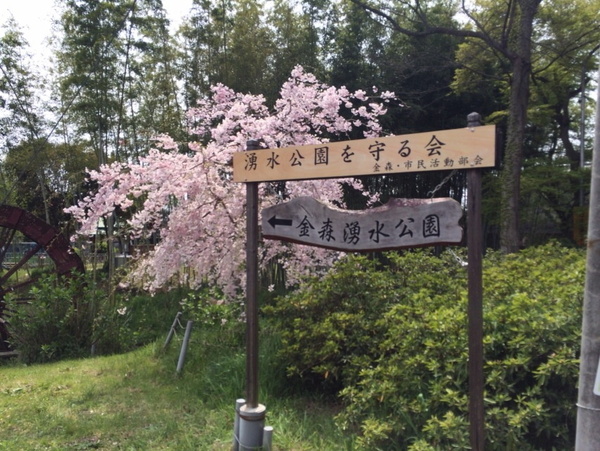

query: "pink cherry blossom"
left=66, top=66, right=398, bottom=298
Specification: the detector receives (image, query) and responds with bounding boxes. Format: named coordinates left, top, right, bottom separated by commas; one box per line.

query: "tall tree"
left=0, top=19, right=43, bottom=150
left=452, top=0, right=600, bottom=246
left=327, top=0, right=386, bottom=92
left=351, top=0, right=600, bottom=252
left=56, top=0, right=179, bottom=286
left=178, top=0, right=235, bottom=108
left=121, top=1, right=184, bottom=151
left=3, top=139, right=95, bottom=228
left=58, top=0, right=128, bottom=166
left=179, top=0, right=324, bottom=107
left=266, top=0, right=324, bottom=103
left=225, top=0, right=273, bottom=95
left=328, top=1, right=468, bottom=209
left=0, top=19, right=52, bottom=222
left=56, top=0, right=178, bottom=164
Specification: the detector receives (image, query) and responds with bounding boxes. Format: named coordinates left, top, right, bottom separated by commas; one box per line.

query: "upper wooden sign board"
left=233, top=125, right=496, bottom=182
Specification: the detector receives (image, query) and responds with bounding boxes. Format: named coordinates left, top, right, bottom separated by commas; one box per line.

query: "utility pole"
left=575, top=62, right=600, bottom=450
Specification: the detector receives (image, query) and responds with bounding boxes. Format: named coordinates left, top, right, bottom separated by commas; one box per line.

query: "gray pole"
left=466, top=112, right=485, bottom=450
left=163, top=311, right=182, bottom=350
left=579, top=66, right=587, bottom=207
left=176, top=320, right=194, bottom=374
left=575, top=62, right=600, bottom=450
left=232, top=398, right=245, bottom=451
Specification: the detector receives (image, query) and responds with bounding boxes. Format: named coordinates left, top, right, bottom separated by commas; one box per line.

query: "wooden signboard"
left=261, top=196, right=463, bottom=251
left=233, top=125, right=495, bottom=183
left=241, top=117, right=490, bottom=449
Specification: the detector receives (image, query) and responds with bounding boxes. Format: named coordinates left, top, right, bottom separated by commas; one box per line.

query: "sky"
left=3, top=0, right=194, bottom=59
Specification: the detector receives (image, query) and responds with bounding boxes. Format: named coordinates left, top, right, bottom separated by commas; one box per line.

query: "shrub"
left=267, top=243, right=584, bottom=449
left=178, top=286, right=245, bottom=345
left=3, top=275, right=242, bottom=364
left=106, top=288, right=188, bottom=352
left=3, top=272, right=173, bottom=361
left=265, top=251, right=467, bottom=389
left=5, top=273, right=100, bottom=363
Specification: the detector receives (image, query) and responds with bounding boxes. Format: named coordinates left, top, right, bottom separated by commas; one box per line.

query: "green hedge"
left=266, top=243, right=584, bottom=449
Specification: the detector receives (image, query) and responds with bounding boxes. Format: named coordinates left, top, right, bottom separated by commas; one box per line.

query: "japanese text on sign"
left=234, top=125, right=495, bottom=182
left=261, top=197, right=463, bottom=251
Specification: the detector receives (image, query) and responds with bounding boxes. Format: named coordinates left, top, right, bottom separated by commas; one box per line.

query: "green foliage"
left=57, top=0, right=179, bottom=164
left=3, top=139, right=97, bottom=227
left=481, top=244, right=582, bottom=449
left=267, top=243, right=584, bottom=449
left=108, top=287, right=187, bottom=351
left=178, top=286, right=245, bottom=345
left=520, top=160, right=588, bottom=244
left=4, top=273, right=188, bottom=362
left=180, top=286, right=241, bottom=327
left=5, top=273, right=100, bottom=363
left=0, top=18, right=43, bottom=150
left=264, top=249, right=467, bottom=402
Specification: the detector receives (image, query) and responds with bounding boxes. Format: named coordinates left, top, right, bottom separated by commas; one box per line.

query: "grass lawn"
left=0, top=338, right=356, bottom=450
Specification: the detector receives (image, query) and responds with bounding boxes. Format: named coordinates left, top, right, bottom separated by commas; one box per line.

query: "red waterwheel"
left=0, top=205, right=84, bottom=353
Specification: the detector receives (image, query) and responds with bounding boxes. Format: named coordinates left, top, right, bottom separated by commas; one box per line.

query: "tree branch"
left=350, top=0, right=515, bottom=60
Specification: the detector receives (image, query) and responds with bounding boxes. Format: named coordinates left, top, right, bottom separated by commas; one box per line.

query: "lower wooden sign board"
left=261, top=196, right=463, bottom=252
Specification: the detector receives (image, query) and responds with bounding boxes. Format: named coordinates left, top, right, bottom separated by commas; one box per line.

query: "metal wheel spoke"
left=0, top=277, right=39, bottom=298
left=0, top=227, right=16, bottom=263
left=0, top=243, right=44, bottom=285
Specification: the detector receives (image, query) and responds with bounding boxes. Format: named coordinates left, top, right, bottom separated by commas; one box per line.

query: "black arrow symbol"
left=268, top=215, right=293, bottom=228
